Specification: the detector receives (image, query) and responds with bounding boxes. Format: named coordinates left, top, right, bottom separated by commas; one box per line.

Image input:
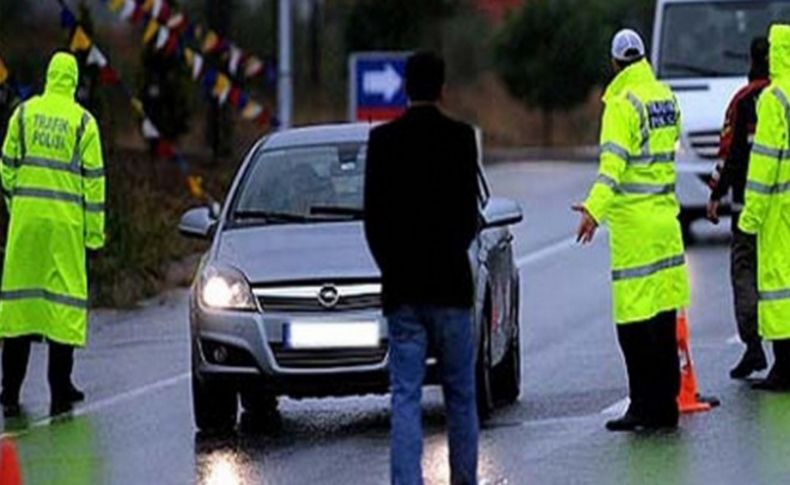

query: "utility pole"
left=277, top=0, right=292, bottom=129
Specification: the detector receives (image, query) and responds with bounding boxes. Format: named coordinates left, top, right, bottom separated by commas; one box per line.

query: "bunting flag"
left=119, top=0, right=137, bottom=21
left=241, top=102, right=263, bottom=120
left=201, top=30, right=220, bottom=54
left=53, top=1, right=213, bottom=202
left=228, top=46, right=242, bottom=76
left=244, top=56, right=264, bottom=78
left=70, top=26, right=93, bottom=52
left=155, top=26, right=170, bottom=50
left=86, top=46, right=109, bottom=68
left=0, top=58, right=8, bottom=85
left=142, top=19, right=158, bottom=44
left=212, top=73, right=231, bottom=105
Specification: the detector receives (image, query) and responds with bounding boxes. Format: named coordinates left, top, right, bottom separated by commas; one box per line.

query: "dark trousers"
left=0, top=336, right=75, bottom=404
left=731, top=214, right=760, bottom=348
left=617, top=310, right=680, bottom=422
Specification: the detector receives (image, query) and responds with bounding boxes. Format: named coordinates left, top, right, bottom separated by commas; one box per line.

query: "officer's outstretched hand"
left=572, top=204, right=598, bottom=245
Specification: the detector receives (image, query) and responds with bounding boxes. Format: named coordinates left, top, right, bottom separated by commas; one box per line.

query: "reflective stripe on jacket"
left=0, top=52, right=106, bottom=346
left=739, top=25, right=790, bottom=340
left=583, top=59, right=690, bottom=324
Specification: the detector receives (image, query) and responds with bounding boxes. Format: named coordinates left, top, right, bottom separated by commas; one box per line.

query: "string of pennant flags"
left=95, top=0, right=276, bottom=128
left=58, top=0, right=208, bottom=201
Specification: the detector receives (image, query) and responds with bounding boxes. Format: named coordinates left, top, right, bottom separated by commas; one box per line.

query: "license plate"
left=284, top=321, right=380, bottom=349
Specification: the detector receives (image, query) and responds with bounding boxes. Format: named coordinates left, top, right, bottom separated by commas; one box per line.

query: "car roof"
left=262, top=123, right=375, bottom=150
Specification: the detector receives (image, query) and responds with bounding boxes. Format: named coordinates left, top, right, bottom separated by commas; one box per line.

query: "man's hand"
left=706, top=199, right=720, bottom=225
left=572, top=204, right=598, bottom=244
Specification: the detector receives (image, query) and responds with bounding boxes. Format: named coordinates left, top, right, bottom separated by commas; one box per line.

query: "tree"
left=344, top=0, right=459, bottom=53
left=492, top=0, right=612, bottom=145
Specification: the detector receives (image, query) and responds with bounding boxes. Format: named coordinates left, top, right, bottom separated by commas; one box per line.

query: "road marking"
left=516, top=236, right=578, bottom=268
left=727, top=334, right=741, bottom=346
left=600, top=397, right=630, bottom=416
left=1, top=372, right=189, bottom=439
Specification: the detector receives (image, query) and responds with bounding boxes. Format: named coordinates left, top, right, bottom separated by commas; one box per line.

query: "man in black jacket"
left=707, top=37, right=770, bottom=379
left=364, top=51, right=480, bottom=485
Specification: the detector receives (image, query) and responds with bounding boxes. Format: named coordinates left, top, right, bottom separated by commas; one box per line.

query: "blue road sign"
left=348, top=52, right=409, bottom=122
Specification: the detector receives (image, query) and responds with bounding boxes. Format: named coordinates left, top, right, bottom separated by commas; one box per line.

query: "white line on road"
left=516, top=236, right=578, bottom=268
left=1, top=372, right=190, bottom=439
left=600, top=397, right=630, bottom=416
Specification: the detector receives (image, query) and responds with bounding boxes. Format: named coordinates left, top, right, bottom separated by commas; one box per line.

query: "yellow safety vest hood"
left=738, top=24, right=790, bottom=339
left=769, top=24, right=790, bottom=82
left=45, top=52, right=78, bottom=98
left=584, top=59, right=690, bottom=324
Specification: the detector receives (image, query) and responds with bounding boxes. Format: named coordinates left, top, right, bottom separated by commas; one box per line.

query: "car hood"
left=215, top=221, right=380, bottom=285
left=666, top=77, right=744, bottom=133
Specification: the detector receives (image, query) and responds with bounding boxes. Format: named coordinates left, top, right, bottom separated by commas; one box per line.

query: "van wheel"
left=476, top=310, right=495, bottom=422
left=192, top=374, right=238, bottom=432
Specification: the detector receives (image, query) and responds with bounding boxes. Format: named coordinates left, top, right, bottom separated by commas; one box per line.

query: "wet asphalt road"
left=3, top=161, right=789, bottom=485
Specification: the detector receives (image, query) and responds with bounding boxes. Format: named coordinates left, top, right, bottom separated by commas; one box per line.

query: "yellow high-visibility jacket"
left=739, top=24, right=790, bottom=341
left=0, top=52, right=105, bottom=346
left=583, top=59, right=690, bottom=324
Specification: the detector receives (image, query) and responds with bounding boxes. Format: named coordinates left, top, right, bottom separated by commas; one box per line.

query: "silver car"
left=179, top=123, right=524, bottom=431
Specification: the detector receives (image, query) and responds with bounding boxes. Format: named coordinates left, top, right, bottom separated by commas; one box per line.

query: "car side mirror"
left=482, top=197, right=523, bottom=229
left=179, top=206, right=217, bottom=240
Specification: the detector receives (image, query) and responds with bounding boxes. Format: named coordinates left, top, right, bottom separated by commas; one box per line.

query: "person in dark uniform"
left=707, top=37, right=770, bottom=379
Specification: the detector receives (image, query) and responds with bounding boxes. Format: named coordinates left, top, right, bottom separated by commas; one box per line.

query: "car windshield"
left=232, top=142, right=367, bottom=224
left=658, top=1, right=790, bottom=79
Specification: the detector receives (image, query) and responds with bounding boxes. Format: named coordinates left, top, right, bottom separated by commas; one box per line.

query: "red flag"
left=155, top=139, right=176, bottom=159
left=255, top=109, right=271, bottom=128
left=228, top=87, right=241, bottom=108
left=157, top=3, right=171, bottom=22
left=99, top=66, right=121, bottom=85
left=163, top=34, right=179, bottom=56
left=130, top=6, right=145, bottom=24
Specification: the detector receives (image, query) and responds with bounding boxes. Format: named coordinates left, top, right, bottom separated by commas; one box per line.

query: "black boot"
left=0, top=393, right=21, bottom=418
left=606, top=411, right=645, bottom=432
left=731, top=342, right=768, bottom=379
left=752, top=340, right=790, bottom=391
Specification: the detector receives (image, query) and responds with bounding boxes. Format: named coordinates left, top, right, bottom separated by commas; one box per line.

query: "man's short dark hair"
left=405, top=51, right=445, bottom=102
left=751, top=36, right=769, bottom=78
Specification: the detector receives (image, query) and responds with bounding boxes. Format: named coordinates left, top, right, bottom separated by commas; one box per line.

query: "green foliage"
left=345, top=0, right=459, bottom=52
left=493, top=0, right=611, bottom=115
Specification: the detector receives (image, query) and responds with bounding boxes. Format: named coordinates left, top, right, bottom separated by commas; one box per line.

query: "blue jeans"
left=388, top=305, right=478, bottom=485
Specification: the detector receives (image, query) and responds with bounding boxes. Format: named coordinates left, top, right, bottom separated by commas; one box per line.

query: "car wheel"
left=241, top=388, right=279, bottom=416
left=494, top=289, right=521, bottom=405
left=192, top=374, right=238, bottom=432
left=476, top=308, right=495, bottom=422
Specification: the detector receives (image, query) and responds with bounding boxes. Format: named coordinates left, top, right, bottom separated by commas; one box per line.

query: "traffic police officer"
left=739, top=24, right=790, bottom=391
left=0, top=51, right=106, bottom=416
left=574, top=29, right=690, bottom=431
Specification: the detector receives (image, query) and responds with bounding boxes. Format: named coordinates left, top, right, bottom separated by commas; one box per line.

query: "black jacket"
left=363, top=105, right=480, bottom=313
left=711, top=76, right=770, bottom=207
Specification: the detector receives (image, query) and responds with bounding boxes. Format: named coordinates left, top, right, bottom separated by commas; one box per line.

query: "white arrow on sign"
left=362, top=63, right=403, bottom=102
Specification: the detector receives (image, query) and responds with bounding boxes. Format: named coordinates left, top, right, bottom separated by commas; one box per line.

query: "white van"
left=651, top=0, right=790, bottom=238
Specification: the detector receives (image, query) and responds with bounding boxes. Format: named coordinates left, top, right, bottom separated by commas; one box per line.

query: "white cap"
left=611, top=29, right=645, bottom=62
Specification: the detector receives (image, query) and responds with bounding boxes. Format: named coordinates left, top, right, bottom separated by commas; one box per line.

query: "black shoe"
left=606, top=413, right=644, bottom=432
left=751, top=365, right=790, bottom=391
left=730, top=346, right=768, bottom=379
left=65, top=386, right=85, bottom=403
left=49, top=399, right=74, bottom=417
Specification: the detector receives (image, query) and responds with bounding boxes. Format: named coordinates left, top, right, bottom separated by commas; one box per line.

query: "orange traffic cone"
left=0, top=438, right=21, bottom=485
left=676, top=309, right=719, bottom=414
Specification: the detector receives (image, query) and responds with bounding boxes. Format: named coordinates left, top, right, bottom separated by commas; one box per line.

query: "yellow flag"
left=0, top=58, right=8, bottom=85
left=202, top=30, right=219, bottom=53
left=141, top=0, right=154, bottom=12
left=142, top=19, right=158, bottom=44
left=70, top=26, right=93, bottom=52
left=184, top=48, right=194, bottom=68
left=187, top=175, right=205, bottom=199
left=212, top=73, right=231, bottom=102
left=130, top=97, right=145, bottom=117
left=242, top=102, right=263, bottom=120
left=109, top=0, right=125, bottom=11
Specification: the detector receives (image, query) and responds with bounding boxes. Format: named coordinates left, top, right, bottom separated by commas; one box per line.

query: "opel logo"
left=317, top=284, right=340, bottom=308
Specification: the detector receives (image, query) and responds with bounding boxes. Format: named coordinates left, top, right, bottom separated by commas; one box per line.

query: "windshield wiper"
left=233, top=210, right=312, bottom=224
left=662, top=61, right=729, bottom=77
left=310, top=206, right=364, bottom=219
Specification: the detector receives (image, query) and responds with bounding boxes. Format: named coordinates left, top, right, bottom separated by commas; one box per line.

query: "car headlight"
left=199, top=264, right=256, bottom=311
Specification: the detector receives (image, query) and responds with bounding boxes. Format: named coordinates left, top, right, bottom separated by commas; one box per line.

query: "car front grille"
left=270, top=344, right=388, bottom=369
left=253, top=282, right=381, bottom=313
left=687, top=130, right=721, bottom=160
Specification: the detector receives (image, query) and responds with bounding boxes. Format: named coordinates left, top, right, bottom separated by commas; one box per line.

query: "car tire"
left=476, top=308, right=495, bottom=422
left=494, top=288, right=521, bottom=405
left=241, top=388, right=279, bottom=416
left=192, top=374, right=238, bottom=432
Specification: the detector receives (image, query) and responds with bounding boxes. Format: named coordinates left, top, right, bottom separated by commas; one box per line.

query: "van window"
left=658, top=1, right=790, bottom=79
